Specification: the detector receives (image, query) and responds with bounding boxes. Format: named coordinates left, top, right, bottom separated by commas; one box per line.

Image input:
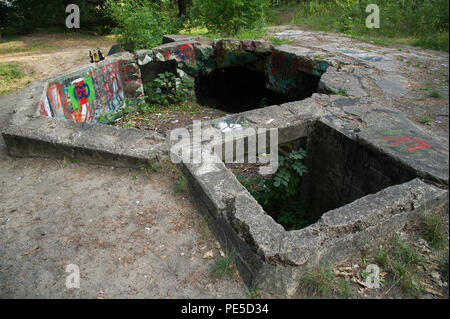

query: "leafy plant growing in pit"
left=239, top=148, right=309, bottom=230
left=97, top=103, right=132, bottom=124
left=144, top=72, right=194, bottom=106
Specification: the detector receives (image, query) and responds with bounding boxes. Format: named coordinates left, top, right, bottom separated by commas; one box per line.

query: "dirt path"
left=0, top=156, right=246, bottom=298
left=0, top=32, right=116, bottom=80
left=0, top=32, right=246, bottom=299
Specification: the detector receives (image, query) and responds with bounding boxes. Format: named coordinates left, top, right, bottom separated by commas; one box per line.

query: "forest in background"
left=0, top=0, right=448, bottom=51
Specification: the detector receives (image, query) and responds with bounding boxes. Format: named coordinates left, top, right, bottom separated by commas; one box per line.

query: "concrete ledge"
left=181, top=146, right=447, bottom=296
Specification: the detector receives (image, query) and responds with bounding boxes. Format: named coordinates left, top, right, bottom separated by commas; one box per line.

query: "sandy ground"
left=0, top=155, right=246, bottom=298
left=0, top=32, right=247, bottom=299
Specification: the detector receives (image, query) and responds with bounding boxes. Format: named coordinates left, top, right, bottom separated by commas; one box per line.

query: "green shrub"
left=190, top=0, right=269, bottom=35
left=267, top=0, right=449, bottom=52
left=144, top=72, right=194, bottom=106
left=239, top=147, right=309, bottom=230
left=106, top=0, right=182, bottom=51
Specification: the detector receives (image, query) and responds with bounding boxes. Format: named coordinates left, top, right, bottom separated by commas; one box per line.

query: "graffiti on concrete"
left=214, top=40, right=259, bottom=68
left=266, top=50, right=329, bottom=94
left=149, top=42, right=215, bottom=76
left=161, top=42, right=196, bottom=64
left=267, top=51, right=298, bottom=93
left=382, top=136, right=432, bottom=151
left=40, top=60, right=142, bottom=123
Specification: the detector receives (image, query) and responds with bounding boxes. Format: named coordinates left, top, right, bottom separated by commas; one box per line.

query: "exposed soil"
left=114, top=102, right=227, bottom=136
left=0, top=31, right=116, bottom=82
left=0, top=32, right=246, bottom=299
left=0, top=155, right=246, bottom=298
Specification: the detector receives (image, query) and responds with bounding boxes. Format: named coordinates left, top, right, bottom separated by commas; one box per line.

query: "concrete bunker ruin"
left=180, top=96, right=448, bottom=296
left=1, top=36, right=449, bottom=297
left=137, top=39, right=329, bottom=115
left=228, top=119, right=423, bottom=231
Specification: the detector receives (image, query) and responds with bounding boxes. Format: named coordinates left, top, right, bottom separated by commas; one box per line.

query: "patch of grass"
left=420, top=211, right=446, bottom=249
left=391, top=236, right=421, bottom=266
left=429, top=90, right=443, bottom=99
left=390, top=259, right=421, bottom=295
left=210, top=255, right=234, bottom=280
left=268, top=37, right=295, bottom=45
left=368, top=235, right=422, bottom=296
left=199, top=215, right=213, bottom=242
left=234, top=29, right=268, bottom=40
left=148, top=161, right=161, bottom=173
left=301, top=264, right=335, bottom=297
left=338, top=279, right=351, bottom=299
left=337, top=87, right=348, bottom=96
left=174, top=176, right=187, bottom=193
left=373, top=245, right=389, bottom=268
left=0, top=63, right=24, bottom=95
left=246, top=287, right=261, bottom=299
left=181, top=27, right=268, bottom=40
left=440, top=255, right=449, bottom=283
left=418, top=111, right=434, bottom=126
left=414, top=32, right=450, bottom=52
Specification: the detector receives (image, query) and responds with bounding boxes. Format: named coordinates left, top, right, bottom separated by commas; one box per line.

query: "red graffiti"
left=163, top=49, right=173, bottom=60
left=175, top=43, right=195, bottom=63
left=382, top=137, right=431, bottom=151
left=101, top=61, right=123, bottom=100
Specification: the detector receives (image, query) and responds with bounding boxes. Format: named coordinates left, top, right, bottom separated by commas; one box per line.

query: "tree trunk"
left=177, top=0, right=187, bottom=16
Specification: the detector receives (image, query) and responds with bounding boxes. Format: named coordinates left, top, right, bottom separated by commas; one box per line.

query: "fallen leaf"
left=24, top=246, right=39, bottom=255
left=356, top=279, right=368, bottom=288
left=203, top=250, right=213, bottom=259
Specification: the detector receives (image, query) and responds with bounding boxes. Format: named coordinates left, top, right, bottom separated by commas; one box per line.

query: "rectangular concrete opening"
left=230, top=121, right=419, bottom=230
left=194, top=66, right=320, bottom=113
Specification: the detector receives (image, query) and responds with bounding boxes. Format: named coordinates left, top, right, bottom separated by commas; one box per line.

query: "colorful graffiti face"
left=40, top=60, right=142, bottom=124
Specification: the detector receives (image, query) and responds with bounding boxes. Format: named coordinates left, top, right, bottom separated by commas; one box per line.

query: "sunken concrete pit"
left=2, top=37, right=449, bottom=297
left=178, top=95, right=448, bottom=296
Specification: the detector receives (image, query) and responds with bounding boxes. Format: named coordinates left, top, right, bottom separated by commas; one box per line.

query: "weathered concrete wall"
left=300, top=119, right=418, bottom=222
left=180, top=146, right=448, bottom=297
left=39, top=53, right=144, bottom=124
left=2, top=79, right=166, bottom=167
left=266, top=48, right=328, bottom=98
left=137, top=41, right=215, bottom=77
left=137, top=39, right=332, bottom=101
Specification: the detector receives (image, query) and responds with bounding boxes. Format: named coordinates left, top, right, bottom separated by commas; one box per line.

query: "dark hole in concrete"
left=299, top=121, right=418, bottom=224
left=231, top=121, right=419, bottom=230
left=195, top=66, right=319, bottom=113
